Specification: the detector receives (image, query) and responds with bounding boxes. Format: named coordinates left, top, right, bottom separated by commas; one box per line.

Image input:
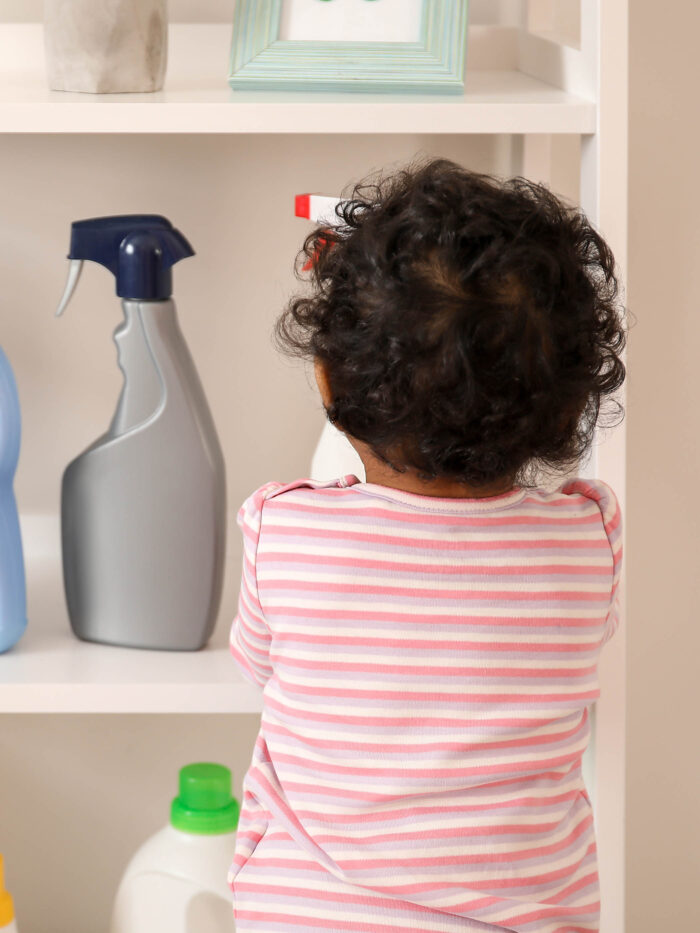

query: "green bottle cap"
left=170, top=763, right=240, bottom=835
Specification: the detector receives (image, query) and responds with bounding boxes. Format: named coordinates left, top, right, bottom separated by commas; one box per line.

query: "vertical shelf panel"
left=579, top=1, right=628, bottom=930
left=515, top=3, right=629, bottom=922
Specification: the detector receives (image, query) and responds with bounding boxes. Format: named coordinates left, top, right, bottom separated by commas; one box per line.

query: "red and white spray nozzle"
left=295, top=193, right=346, bottom=271
left=295, top=193, right=345, bottom=226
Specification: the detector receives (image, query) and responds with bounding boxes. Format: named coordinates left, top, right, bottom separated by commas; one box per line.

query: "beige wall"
left=0, top=0, right=522, bottom=25
left=627, top=2, right=700, bottom=929
left=0, top=0, right=236, bottom=22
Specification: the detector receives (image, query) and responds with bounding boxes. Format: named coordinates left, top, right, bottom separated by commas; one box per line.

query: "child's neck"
left=352, top=439, right=515, bottom=500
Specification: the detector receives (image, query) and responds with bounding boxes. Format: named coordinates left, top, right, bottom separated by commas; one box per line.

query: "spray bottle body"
left=62, top=298, right=226, bottom=650
left=0, top=348, right=27, bottom=654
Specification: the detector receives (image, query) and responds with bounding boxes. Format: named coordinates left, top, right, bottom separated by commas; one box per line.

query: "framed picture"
left=228, top=0, right=469, bottom=95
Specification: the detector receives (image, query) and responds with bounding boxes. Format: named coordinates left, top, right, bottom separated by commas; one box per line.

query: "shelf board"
left=0, top=24, right=596, bottom=135
left=1, top=524, right=263, bottom=714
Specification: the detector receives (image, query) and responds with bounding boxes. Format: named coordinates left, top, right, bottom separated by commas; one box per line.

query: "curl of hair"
left=276, top=158, right=627, bottom=488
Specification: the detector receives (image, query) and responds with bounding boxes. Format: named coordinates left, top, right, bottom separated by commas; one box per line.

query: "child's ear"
left=314, top=358, right=333, bottom=408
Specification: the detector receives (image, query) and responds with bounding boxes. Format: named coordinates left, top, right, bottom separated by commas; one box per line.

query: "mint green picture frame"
left=228, top=0, right=469, bottom=94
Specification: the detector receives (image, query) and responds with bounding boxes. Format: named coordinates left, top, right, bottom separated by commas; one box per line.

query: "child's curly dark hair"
left=276, top=158, right=627, bottom=488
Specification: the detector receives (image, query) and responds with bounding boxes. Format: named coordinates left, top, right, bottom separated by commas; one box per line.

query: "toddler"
left=228, top=158, right=625, bottom=933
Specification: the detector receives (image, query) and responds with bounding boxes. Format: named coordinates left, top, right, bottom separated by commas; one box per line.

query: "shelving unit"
left=0, top=24, right=596, bottom=134
left=0, top=2, right=627, bottom=930
left=1, top=518, right=262, bottom=714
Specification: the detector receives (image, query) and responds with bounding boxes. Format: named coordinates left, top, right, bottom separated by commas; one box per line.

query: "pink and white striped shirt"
left=229, top=474, right=622, bottom=933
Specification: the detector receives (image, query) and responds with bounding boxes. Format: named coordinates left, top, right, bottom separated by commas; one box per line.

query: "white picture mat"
left=279, top=0, right=423, bottom=44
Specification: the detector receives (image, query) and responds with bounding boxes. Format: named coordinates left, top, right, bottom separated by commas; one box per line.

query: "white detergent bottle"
left=0, top=855, right=18, bottom=933
left=110, top=763, right=239, bottom=933
left=294, top=193, right=366, bottom=484
left=311, top=420, right=365, bottom=482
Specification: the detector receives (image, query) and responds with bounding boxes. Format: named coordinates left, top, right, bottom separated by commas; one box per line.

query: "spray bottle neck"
left=109, top=299, right=179, bottom=439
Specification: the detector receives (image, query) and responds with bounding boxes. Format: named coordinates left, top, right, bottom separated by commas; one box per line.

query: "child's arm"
left=230, top=483, right=280, bottom=688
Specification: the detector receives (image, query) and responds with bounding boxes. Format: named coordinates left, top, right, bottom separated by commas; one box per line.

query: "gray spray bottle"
left=56, top=215, right=226, bottom=650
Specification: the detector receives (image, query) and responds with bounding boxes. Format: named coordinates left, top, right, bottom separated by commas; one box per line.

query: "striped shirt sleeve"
left=230, top=482, right=281, bottom=687
left=562, top=477, right=624, bottom=644
left=599, top=481, right=623, bottom=644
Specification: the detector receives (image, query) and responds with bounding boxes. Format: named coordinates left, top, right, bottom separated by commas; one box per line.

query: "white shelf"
left=0, top=521, right=263, bottom=714
left=0, top=24, right=596, bottom=134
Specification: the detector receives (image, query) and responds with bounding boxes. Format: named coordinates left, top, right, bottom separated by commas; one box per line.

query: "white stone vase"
left=44, top=0, right=168, bottom=94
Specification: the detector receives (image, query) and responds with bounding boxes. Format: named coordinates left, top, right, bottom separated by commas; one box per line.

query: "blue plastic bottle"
left=0, top=346, right=26, bottom=653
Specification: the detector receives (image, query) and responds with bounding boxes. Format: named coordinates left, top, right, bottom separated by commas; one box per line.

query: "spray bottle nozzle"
left=56, top=214, right=194, bottom=317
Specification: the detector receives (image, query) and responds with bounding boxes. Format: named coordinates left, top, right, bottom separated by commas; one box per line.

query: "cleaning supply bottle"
left=311, top=419, right=365, bottom=482
left=0, top=346, right=27, bottom=654
left=0, top=854, right=18, bottom=933
left=56, top=215, right=226, bottom=651
left=110, top=763, right=239, bottom=933
left=295, top=193, right=365, bottom=482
